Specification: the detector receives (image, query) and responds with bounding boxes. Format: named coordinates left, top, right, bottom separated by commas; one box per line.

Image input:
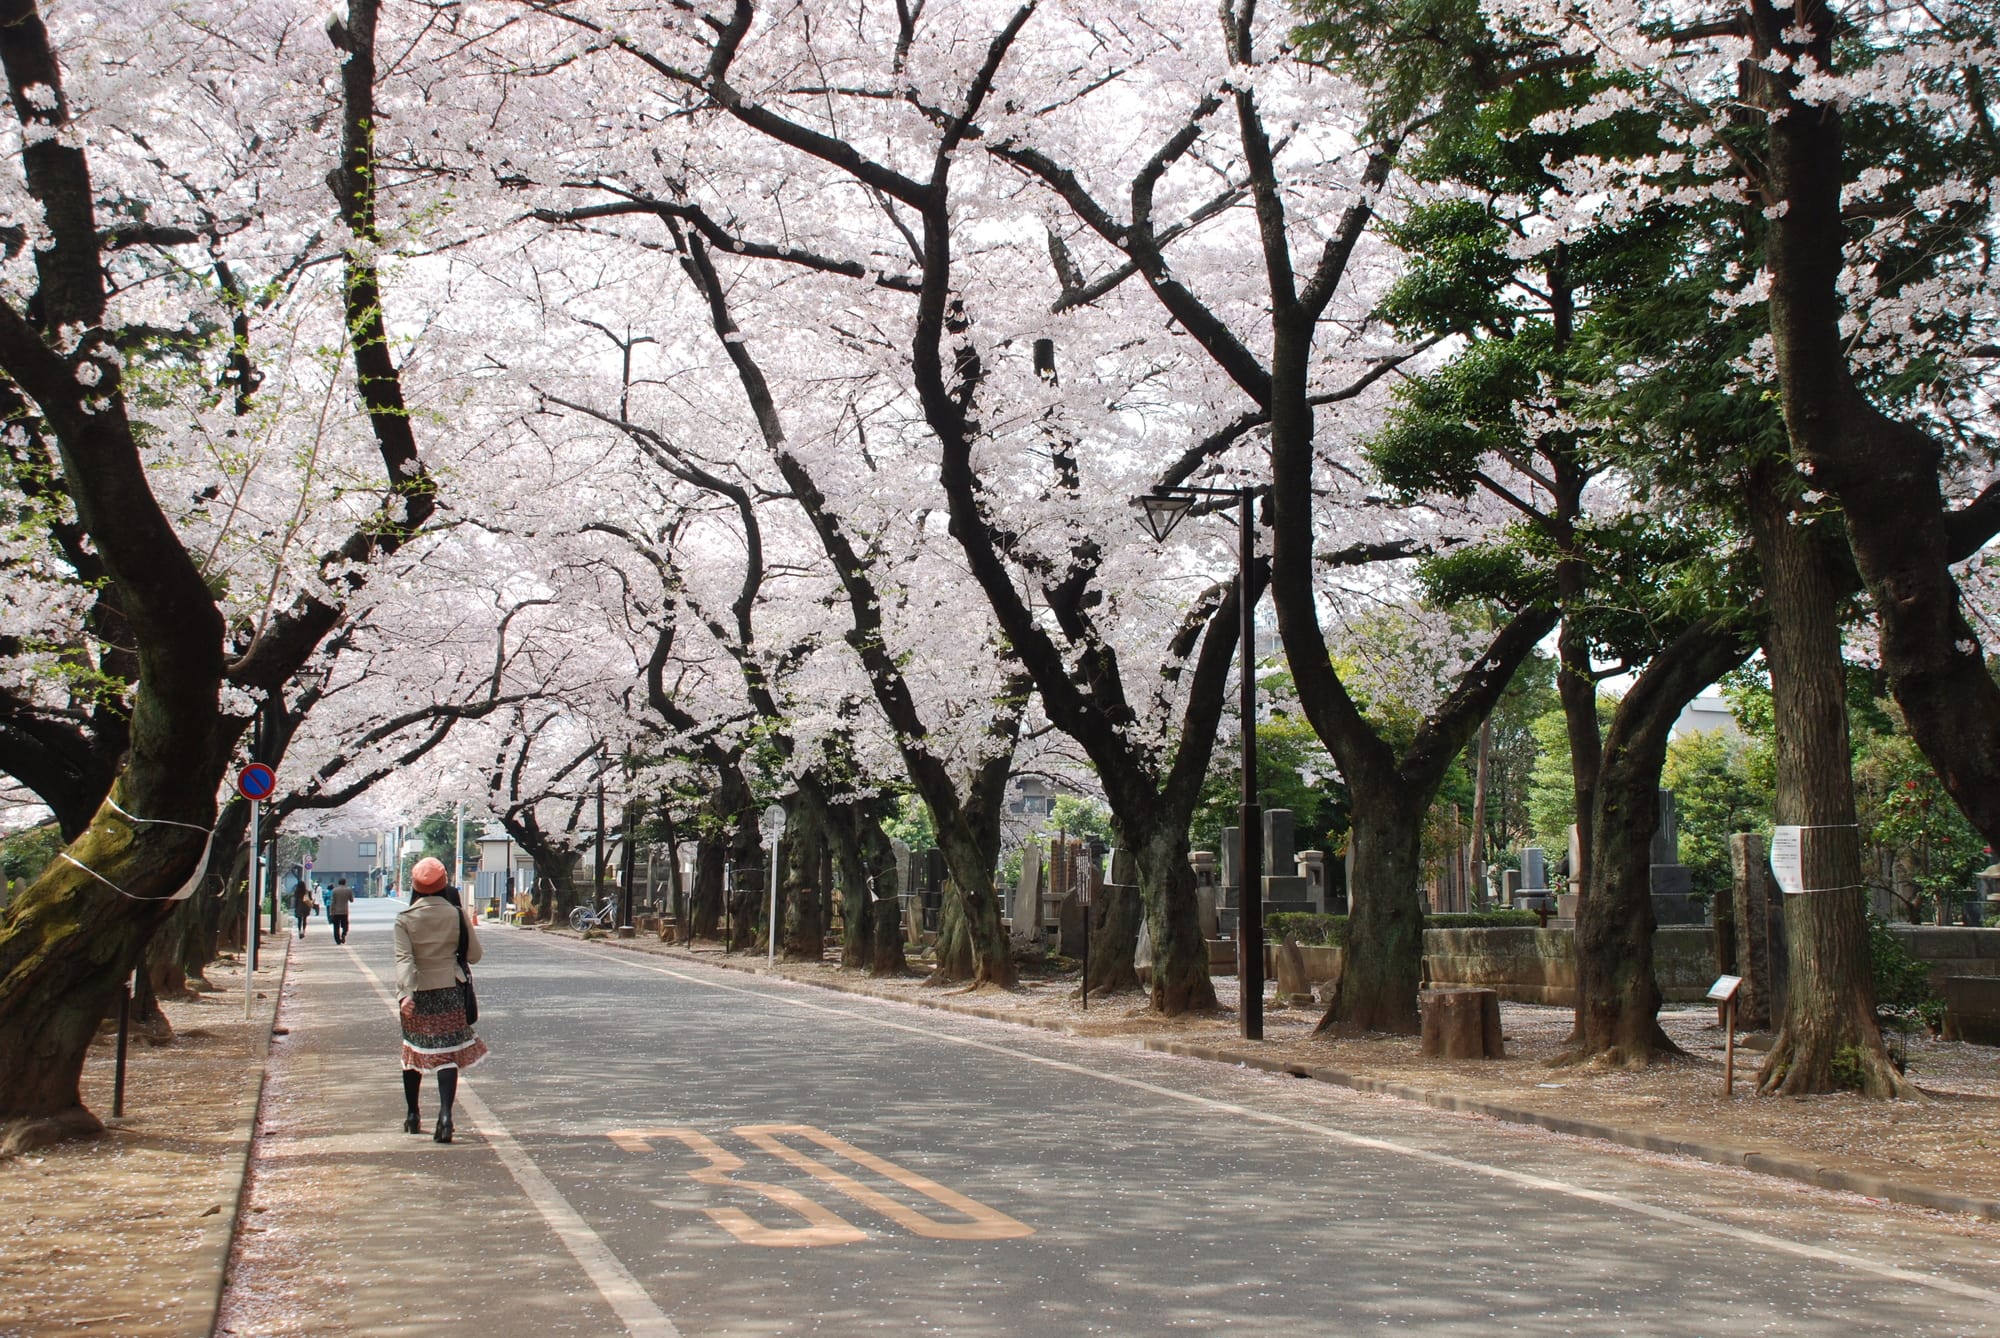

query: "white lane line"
left=534, top=935, right=2000, bottom=1307
left=347, top=951, right=681, bottom=1338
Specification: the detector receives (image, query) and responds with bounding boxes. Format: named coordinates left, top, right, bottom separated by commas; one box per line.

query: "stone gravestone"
left=1218, top=826, right=1243, bottom=935
left=1011, top=850, right=1043, bottom=946
left=1516, top=847, right=1551, bottom=914
left=1056, top=839, right=1089, bottom=957
left=1274, top=937, right=1314, bottom=1007
left=1729, top=832, right=1778, bottom=1031
left=1501, top=868, right=1520, bottom=907
left=1262, top=809, right=1315, bottom=917
left=1190, top=852, right=1221, bottom=940
left=1649, top=789, right=1702, bottom=925
left=890, top=838, right=917, bottom=943
left=1556, top=825, right=1586, bottom=921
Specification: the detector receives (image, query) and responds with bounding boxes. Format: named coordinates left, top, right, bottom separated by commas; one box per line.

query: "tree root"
left=0, top=1107, right=103, bottom=1157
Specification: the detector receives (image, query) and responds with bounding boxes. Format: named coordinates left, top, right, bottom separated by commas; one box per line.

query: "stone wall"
left=1884, top=926, right=2000, bottom=992
left=1253, top=926, right=1718, bottom=1006
left=1243, top=924, right=2000, bottom=1007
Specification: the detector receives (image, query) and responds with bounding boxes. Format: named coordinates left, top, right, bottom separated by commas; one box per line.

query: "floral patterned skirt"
left=400, top=985, right=489, bottom=1072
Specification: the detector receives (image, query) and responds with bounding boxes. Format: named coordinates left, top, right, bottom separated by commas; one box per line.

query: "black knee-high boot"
left=434, top=1067, right=458, bottom=1143
left=402, top=1069, right=422, bottom=1134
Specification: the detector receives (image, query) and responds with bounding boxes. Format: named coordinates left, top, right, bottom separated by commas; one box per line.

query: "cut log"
left=1419, top=987, right=1504, bottom=1059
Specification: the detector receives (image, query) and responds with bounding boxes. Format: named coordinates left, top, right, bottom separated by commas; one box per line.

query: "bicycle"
left=569, top=895, right=618, bottom=933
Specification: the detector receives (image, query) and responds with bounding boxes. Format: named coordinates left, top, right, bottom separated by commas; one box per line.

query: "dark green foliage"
left=0, top=823, right=60, bottom=886
left=1869, top=917, right=1944, bottom=1032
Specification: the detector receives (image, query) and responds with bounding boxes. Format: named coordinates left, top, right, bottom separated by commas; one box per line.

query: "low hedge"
left=1262, top=910, right=1541, bottom=948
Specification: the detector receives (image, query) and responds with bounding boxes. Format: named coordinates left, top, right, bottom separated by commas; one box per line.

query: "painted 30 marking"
left=607, top=1123, right=1034, bottom=1247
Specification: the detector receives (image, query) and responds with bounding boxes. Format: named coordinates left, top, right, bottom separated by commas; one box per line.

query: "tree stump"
left=1419, top=988, right=1504, bottom=1059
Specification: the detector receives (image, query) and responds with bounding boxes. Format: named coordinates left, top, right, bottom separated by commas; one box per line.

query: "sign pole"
left=761, top=804, right=788, bottom=968
left=1724, top=994, right=1737, bottom=1098
left=1708, top=973, right=1744, bottom=1098
left=245, top=795, right=260, bottom=1020
left=767, top=849, right=780, bottom=967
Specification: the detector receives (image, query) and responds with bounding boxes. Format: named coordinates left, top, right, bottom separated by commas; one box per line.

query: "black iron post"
left=620, top=811, right=636, bottom=929
left=112, top=970, right=132, bottom=1117
left=1237, top=485, right=1264, bottom=1041
left=594, top=774, right=606, bottom=911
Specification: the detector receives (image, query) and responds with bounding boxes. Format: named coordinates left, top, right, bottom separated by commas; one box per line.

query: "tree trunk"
left=1087, top=884, right=1144, bottom=996
left=782, top=807, right=824, bottom=962
left=1557, top=614, right=1602, bottom=898
left=688, top=841, right=724, bottom=941
left=1319, top=785, right=1426, bottom=1034
left=928, top=885, right=972, bottom=984
left=1749, top=464, right=1908, bottom=1097
left=1566, top=618, right=1751, bottom=1066
left=1138, top=824, right=1218, bottom=1014
left=0, top=801, right=212, bottom=1137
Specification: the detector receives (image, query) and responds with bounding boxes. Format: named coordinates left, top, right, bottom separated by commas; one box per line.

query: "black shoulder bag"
left=455, top=903, right=480, bottom=1026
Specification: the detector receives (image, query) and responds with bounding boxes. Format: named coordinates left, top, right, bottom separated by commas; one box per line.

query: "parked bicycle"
left=569, top=894, right=619, bottom=933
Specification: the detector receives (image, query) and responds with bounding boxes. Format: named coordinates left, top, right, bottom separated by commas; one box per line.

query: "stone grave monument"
left=1010, top=849, right=1044, bottom=946
left=1649, top=789, right=1703, bottom=925
left=1515, top=846, right=1552, bottom=915
left=1262, top=810, right=1318, bottom=918
left=1190, top=851, right=1221, bottom=940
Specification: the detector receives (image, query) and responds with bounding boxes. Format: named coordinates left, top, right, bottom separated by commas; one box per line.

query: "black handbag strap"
left=454, top=896, right=470, bottom=973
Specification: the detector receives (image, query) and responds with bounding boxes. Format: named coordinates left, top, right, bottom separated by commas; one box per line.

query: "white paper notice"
left=1769, top=824, right=1804, bottom=896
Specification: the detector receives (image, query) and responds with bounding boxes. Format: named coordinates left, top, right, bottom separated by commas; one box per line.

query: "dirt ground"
left=0, top=952, right=275, bottom=1338
left=588, top=929, right=2000, bottom=1209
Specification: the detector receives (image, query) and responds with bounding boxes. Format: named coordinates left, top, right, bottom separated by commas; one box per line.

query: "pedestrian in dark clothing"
left=329, top=878, right=353, bottom=943
left=291, top=878, right=315, bottom=937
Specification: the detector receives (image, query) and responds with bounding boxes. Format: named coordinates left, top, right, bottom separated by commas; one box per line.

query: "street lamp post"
left=1134, top=483, right=1265, bottom=1041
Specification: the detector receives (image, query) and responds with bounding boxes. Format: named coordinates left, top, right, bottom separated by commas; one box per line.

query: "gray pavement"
left=224, top=899, right=2000, bottom=1336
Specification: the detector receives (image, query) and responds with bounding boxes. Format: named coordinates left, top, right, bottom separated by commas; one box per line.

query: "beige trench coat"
left=394, top=895, right=483, bottom=998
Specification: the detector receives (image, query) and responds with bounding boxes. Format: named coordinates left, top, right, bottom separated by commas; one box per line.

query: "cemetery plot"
left=606, top=1123, right=1034, bottom=1247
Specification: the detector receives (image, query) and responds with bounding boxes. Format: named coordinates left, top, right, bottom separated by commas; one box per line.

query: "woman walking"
left=394, top=857, right=487, bottom=1142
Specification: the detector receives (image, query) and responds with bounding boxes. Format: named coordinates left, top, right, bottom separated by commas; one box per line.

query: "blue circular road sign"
left=236, top=763, right=277, bottom=802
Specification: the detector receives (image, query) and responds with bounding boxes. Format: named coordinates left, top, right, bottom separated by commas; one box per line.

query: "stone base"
left=616, top=925, right=636, bottom=939
left=1653, top=892, right=1705, bottom=926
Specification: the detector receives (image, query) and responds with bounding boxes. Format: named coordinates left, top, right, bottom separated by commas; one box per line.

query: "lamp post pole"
left=1134, top=482, right=1265, bottom=1040
left=1236, top=484, right=1264, bottom=1041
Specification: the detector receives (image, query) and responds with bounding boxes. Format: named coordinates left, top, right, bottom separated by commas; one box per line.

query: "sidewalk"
left=0, top=938, right=287, bottom=1338
left=567, top=926, right=2000, bottom=1221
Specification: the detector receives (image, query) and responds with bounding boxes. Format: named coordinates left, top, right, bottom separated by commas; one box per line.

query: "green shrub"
left=1869, top=915, right=1944, bottom=1031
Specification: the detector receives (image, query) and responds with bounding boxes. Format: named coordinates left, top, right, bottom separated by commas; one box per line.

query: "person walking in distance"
left=395, top=857, right=487, bottom=1142
left=291, top=876, right=315, bottom=938
left=328, top=877, right=353, bottom=945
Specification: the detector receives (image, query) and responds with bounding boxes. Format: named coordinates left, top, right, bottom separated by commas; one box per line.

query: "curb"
left=198, top=934, right=292, bottom=1338
left=578, top=930, right=2000, bottom=1224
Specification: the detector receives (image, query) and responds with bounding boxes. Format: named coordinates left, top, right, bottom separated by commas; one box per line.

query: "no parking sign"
left=236, top=763, right=277, bottom=802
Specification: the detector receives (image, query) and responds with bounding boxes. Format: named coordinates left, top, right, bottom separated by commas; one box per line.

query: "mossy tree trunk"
left=1319, top=784, right=1426, bottom=1035
left=1566, top=617, right=1753, bottom=1066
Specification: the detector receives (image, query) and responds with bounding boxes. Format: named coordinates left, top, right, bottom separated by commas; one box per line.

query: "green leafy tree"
left=1662, top=730, right=1772, bottom=903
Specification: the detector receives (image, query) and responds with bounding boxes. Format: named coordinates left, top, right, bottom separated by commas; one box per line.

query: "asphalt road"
left=221, top=896, right=2000, bottom=1337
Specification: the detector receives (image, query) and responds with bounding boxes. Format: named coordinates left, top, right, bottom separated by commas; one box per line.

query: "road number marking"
left=608, top=1124, right=1033, bottom=1247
